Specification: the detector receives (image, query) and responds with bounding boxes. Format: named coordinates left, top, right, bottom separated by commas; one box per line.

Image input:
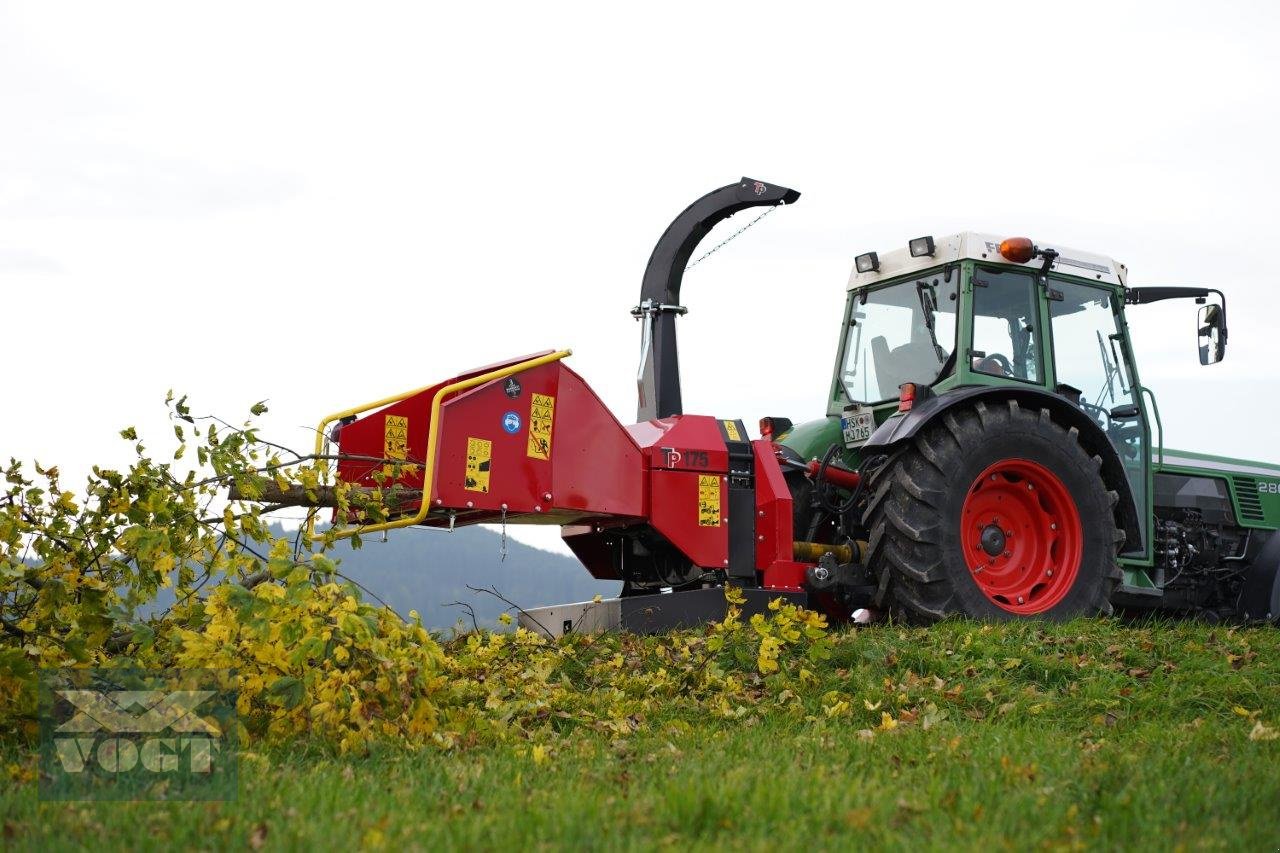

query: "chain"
left=685, top=203, right=782, bottom=271
left=499, top=505, right=507, bottom=562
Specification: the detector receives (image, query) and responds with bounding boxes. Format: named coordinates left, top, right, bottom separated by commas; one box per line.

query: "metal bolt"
left=534, top=505, right=542, bottom=512
left=723, top=559, right=729, bottom=566
left=758, top=510, right=765, bottom=517
left=973, top=566, right=983, bottom=574
left=1027, top=483, right=1034, bottom=490
left=1003, top=551, right=1011, bottom=558
left=435, top=499, right=443, bottom=506
left=991, top=474, right=997, bottom=481
left=500, top=503, right=508, bottom=511
left=1017, top=596, right=1025, bottom=604
left=544, top=493, right=552, bottom=501
left=1050, top=523, right=1057, bottom=530
left=466, top=501, right=474, bottom=508
left=1046, top=569, right=1053, bottom=577
left=758, top=535, right=765, bottom=541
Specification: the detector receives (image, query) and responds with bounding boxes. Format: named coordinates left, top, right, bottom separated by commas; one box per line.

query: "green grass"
left=4, top=619, right=1279, bottom=851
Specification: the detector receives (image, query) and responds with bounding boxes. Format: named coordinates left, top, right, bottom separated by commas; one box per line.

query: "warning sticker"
left=465, top=437, right=491, bottom=493
left=722, top=420, right=742, bottom=442
left=383, top=415, right=408, bottom=478
left=527, top=393, right=555, bottom=460
left=697, top=474, right=721, bottom=527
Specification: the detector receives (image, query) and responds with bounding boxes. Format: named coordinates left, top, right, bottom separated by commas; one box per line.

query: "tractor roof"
left=847, top=232, right=1128, bottom=290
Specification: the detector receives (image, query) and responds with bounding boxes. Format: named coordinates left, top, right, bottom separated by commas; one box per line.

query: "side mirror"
left=1197, top=303, right=1227, bottom=365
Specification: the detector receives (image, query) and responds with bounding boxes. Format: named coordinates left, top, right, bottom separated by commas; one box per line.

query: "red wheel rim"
left=959, top=459, right=1083, bottom=615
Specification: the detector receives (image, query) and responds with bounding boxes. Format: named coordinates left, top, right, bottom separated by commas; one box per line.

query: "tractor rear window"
left=838, top=270, right=959, bottom=404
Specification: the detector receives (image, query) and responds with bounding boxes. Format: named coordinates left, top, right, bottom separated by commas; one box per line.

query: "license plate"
left=841, top=405, right=875, bottom=448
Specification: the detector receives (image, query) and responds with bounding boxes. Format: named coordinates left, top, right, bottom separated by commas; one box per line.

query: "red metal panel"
left=433, top=361, right=561, bottom=515
left=627, top=416, right=730, bottom=473
left=333, top=393, right=433, bottom=495
left=752, top=439, right=793, bottom=571
left=648, top=469, right=728, bottom=569
left=551, top=368, right=646, bottom=517
left=333, top=351, right=560, bottom=504
left=752, top=439, right=808, bottom=591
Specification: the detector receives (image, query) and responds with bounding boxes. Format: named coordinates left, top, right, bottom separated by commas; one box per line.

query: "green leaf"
left=268, top=675, right=304, bottom=710
left=119, top=427, right=138, bottom=441
left=250, top=401, right=269, bottom=417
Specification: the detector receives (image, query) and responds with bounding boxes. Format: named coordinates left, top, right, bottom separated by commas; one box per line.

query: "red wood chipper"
left=312, top=179, right=860, bottom=634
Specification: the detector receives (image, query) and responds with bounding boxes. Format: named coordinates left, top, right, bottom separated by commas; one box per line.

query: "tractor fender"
left=1236, top=533, right=1280, bottom=623
left=861, top=385, right=1143, bottom=554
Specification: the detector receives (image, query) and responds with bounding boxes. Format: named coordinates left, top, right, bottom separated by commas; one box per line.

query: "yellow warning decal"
left=383, top=415, right=408, bottom=477
left=527, top=393, right=555, bottom=460
left=697, top=474, right=721, bottom=527
left=465, top=437, right=492, bottom=493
left=722, top=420, right=742, bottom=442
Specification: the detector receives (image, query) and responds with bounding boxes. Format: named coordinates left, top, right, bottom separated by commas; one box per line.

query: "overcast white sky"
left=3, top=1, right=1279, bottom=556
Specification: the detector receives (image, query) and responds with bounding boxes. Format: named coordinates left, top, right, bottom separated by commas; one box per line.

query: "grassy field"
left=4, top=618, right=1279, bottom=850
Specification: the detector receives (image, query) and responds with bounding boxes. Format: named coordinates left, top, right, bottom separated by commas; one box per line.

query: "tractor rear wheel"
left=862, top=399, right=1124, bottom=621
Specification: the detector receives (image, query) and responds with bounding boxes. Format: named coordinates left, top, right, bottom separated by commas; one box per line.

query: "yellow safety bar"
left=307, top=349, right=572, bottom=541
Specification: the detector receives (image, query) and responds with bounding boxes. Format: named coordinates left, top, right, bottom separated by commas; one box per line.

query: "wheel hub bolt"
left=1017, top=596, right=1025, bottom=604
left=1046, top=569, right=1054, bottom=577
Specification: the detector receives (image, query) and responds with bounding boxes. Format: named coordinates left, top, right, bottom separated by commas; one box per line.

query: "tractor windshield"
left=839, top=270, right=960, bottom=404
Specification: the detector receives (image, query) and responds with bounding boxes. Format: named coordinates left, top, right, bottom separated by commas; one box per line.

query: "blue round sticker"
left=502, top=411, right=522, bottom=434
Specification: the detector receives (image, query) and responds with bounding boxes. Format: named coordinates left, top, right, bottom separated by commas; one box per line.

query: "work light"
left=909, top=236, right=935, bottom=257
left=855, top=252, right=879, bottom=273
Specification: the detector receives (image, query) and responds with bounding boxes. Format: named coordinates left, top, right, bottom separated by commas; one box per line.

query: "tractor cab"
left=830, top=233, right=1138, bottom=420
left=779, top=232, right=1230, bottom=575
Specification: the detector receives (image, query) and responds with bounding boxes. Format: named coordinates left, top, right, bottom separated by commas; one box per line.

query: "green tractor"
left=774, top=231, right=1280, bottom=623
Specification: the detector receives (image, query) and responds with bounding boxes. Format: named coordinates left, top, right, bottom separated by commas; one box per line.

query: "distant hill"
left=135, top=523, right=618, bottom=632
left=315, top=524, right=619, bottom=630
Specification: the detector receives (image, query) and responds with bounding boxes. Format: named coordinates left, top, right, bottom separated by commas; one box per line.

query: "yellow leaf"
left=878, top=712, right=898, bottom=732
left=532, top=745, right=548, bottom=765
left=1232, top=706, right=1253, bottom=718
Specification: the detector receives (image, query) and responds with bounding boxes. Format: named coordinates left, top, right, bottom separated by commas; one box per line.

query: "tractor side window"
left=971, top=269, right=1042, bottom=383
left=838, top=271, right=959, bottom=404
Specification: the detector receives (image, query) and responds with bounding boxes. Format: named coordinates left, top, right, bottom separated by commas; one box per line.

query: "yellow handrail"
left=307, top=349, right=572, bottom=541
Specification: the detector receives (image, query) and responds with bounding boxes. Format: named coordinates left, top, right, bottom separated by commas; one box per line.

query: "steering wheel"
left=975, top=353, right=1015, bottom=377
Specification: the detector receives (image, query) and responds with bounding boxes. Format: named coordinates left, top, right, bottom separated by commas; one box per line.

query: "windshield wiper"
left=1094, top=329, right=1119, bottom=405
left=916, top=282, right=947, bottom=363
